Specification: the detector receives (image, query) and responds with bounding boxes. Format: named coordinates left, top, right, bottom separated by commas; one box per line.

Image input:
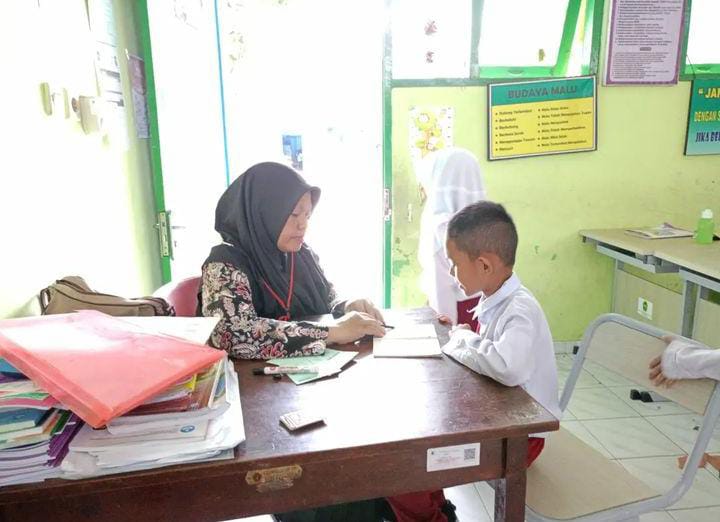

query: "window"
left=391, top=0, right=472, bottom=80
left=682, top=0, right=720, bottom=79
left=477, top=0, right=571, bottom=75
left=390, top=0, right=603, bottom=83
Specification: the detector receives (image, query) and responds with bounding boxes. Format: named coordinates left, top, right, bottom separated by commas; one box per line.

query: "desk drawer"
left=614, top=269, right=681, bottom=333
left=693, top=297, right=720, bottom=348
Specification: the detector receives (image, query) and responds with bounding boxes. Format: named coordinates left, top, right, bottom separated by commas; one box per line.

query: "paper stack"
left=373, top=323, right=441, bottom=358
left=62, top=358, right=244, bottom=479
left=0, top=368, right=83, bottom=486
left=0, top=312, right=244, bottom=485
left=268, top=348, right=358, bottom=384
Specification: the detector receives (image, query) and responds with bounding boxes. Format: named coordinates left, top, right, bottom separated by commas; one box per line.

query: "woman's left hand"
left=344, top=298, right=385, bottom=323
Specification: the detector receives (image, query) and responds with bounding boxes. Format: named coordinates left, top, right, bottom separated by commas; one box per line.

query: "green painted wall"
left=391, top=5, right=720, bottom=340
left=0, top=1, right=161, bottom=318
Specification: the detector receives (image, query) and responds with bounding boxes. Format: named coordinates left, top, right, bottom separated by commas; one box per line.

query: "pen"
left=253, top=366, right=318, bottom=376
left=381, top=323, right=395, bottom=329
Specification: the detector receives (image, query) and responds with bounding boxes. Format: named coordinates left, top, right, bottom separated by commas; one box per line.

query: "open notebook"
left=373, top=323, right=442, bottom=358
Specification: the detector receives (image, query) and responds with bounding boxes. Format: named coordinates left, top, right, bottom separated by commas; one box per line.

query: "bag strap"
left=57, top=276, right=93, bottom=293
left=38, top=287, right=52, bottom=313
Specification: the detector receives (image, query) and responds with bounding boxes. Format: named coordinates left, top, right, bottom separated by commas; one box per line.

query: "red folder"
left=0, top=311, right=224, bottom=428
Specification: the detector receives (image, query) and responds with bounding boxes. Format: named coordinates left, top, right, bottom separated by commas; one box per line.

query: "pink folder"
left=0, top=311, right=224, bottom=428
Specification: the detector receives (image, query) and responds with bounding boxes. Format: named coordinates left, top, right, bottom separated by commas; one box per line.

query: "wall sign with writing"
left=605, top=0, right=686, bottom=85
left=487, top=76, right=597, bottom=161
left=685, top=80, right=720, bottom=156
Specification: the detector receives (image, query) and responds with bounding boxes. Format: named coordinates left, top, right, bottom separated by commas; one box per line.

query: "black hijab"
left=203, top=162, right=333, bottom=319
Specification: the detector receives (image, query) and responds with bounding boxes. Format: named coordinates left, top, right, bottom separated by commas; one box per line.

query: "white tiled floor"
left=440, top=354, right=720, bottom=521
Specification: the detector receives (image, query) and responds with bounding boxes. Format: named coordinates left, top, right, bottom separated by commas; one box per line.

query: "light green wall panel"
left=391, top=82, right=719, bottom=341
left=0, top=1, right=161, bottom=318
left=390, top=0, right=719, bottom=341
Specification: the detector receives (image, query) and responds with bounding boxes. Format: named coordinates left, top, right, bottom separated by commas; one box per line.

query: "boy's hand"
left=648, top=355, right=676, bottom=388
left=648, top=336, right=678, bottom=388
left=451, top=323, right=472, bottom=333
left=437, top=314, right=453, bottom=326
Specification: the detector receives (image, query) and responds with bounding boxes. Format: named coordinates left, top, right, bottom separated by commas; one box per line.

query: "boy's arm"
left=662, top=339, right=720, bottom=381
left=442, top=313, right=536, bottom=387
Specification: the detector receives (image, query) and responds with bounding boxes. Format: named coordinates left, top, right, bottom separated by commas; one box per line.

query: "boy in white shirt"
left=442, top=201, right=561, bottom=465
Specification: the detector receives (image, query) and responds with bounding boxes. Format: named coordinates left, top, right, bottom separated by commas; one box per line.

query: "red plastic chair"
left=153, top=276, right=202, bottom=317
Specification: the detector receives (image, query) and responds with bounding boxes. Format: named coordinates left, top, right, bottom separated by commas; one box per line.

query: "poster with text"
left=488, top=76, right=596, bottom=161
left=127, top=53, right=150, bottom=139
left=685, top=80, right=720, bottom=156
left=605, top=0, right=687, bottom=85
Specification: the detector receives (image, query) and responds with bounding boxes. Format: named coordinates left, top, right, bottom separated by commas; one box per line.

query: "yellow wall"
left=0, top=1, right=161, bottom=318
left=391, top=4, right=720, bottom=340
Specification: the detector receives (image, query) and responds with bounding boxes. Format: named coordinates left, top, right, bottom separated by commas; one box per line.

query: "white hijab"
left=417, top=147, right=487, bottom=317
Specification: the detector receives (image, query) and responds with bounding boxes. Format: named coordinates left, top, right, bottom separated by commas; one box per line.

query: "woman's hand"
left=648, top=335, right=677, bottom=388
left=344, top=298, right=385, bottom=323
left=327, top=311, right=386, bottom=345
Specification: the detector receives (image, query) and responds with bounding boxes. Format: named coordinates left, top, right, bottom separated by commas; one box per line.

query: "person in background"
left=649, top=337, right=720, bottom=385
left=416, top=147, right=487, bottom=330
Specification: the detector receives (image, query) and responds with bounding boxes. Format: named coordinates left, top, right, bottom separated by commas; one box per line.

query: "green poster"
left=685, top=79, right=720, bottom=156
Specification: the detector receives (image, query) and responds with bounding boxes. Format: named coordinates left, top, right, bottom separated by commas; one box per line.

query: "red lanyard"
left=262, top=252, right=295, bottom=321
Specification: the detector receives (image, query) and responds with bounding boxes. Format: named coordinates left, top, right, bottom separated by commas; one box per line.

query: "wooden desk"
left=657, top=241, right=720, bottom=282
left=580, top=229, right=720, bottom=337
left=0, top=309, right=558, bottom=522
left=579, top=228, right=684, bottom=273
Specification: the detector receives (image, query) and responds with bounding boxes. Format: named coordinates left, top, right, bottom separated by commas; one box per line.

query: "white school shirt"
left=442, top=273, right=562, bottom=426
left=662, top=339, right=720, bottom=381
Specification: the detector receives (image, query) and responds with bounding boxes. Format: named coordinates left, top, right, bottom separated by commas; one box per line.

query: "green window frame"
left=390, top=0, right=605, bottom=87
left=680, top=0, right=720, bottom=80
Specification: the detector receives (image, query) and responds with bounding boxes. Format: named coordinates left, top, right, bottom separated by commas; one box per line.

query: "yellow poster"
left=488, top=77, right=596, bottom=160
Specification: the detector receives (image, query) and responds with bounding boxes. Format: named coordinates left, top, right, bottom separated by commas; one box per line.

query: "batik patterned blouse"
left=201, top=262, right=344, bottom=359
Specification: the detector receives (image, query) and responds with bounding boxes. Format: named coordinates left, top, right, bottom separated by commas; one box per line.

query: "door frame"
left=135, top=0, right=231, bottom=285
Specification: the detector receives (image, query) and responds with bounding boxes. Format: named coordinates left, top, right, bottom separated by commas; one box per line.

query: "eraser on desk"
left=280, top=410, right=325, bottom=431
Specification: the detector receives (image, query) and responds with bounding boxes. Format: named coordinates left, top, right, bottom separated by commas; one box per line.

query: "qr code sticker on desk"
left=426, top=442, right=481, bottom=472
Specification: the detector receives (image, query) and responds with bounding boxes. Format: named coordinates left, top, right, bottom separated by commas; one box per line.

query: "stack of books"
left=0, top=312, right=245, bottom=485
left=0, top=367, right=82, bottom=486
left=62, top=356, right=244, bottom=479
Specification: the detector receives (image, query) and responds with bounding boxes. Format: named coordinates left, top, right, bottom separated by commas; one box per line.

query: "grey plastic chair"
left=525, top=313, right=720, bottom=522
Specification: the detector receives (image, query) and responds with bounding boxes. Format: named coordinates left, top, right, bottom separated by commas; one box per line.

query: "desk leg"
left=681, top=280, right=697, bottom=338
left=611, top=260, right=623, bottom=313
left=494, top=436, right=528, bottom=522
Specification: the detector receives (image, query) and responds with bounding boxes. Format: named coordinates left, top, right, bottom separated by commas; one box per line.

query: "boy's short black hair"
left=447, top=201, right=518, bottom=266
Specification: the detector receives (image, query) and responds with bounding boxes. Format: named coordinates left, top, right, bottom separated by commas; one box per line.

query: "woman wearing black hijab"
left=200, top=163, right=456, bottom=521
left=200, top=162, right=386, bottom=359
